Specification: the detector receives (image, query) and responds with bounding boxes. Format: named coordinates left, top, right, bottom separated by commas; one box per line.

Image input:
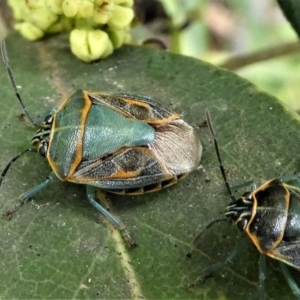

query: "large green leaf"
left=1, top=34, right=300, bottom=299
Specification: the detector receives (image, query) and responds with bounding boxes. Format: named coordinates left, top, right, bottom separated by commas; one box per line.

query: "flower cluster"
left=8, top=0, right=134, bottom=62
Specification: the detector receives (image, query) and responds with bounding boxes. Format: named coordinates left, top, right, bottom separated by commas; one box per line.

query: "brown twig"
left=219, top=41, right=300, bottom=70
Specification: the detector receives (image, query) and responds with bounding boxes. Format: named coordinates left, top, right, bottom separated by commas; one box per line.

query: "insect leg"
left=4, top=171, right=55, bottom=218
left=0, top=148, right=38, bottom=188
left=188, top=237, right=247, bottom=288
left=188, top=248, right=237, bottom=288
left=279, top=262, right=300, bottom=299
left=86, top=185, right=137, bottom=248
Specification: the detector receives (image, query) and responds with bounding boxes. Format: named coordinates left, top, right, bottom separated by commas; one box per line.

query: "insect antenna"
left=0, top=148, right=37, bottom=188
left=205, top=109, right=236, bottom=201
left=191, top=111, right=232, bottom=247
left=1, top=40, right=37, bottom=127
left=193, top=217, right=227, bottom=247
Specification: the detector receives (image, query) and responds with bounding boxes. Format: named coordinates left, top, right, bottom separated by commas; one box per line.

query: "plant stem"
left=219, top=41, right=300, bottom=70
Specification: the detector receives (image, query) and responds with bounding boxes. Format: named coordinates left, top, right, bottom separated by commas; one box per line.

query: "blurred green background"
left=1, top=0, right=299, bottom=112
left=133, top=0, right=300, bottom=112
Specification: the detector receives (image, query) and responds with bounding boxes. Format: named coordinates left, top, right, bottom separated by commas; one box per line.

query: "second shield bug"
left=188, top=110, right=300, bottom=299
left=0, top=40, right=202, bottom=246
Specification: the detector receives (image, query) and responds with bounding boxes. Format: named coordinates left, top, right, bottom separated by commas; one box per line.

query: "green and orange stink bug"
left=0, top=40, right=202, bottom=246
left=189, top=109, right=300, bottom=299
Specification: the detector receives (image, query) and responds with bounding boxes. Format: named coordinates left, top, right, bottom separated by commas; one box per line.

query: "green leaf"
left=277, top=0, right=300, bottom=39
left=0, top=33, right=300, bottom=299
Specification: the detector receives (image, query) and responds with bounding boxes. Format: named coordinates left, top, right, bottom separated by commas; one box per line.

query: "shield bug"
left=0, top=40, right=202, bottom=247
left=188, top=109, right=300, bottom=299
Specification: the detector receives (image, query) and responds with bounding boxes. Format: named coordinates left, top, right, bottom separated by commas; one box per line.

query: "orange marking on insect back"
left=124, top=98, right=152, bottom=107
left=113, top=170, right=141, bottom=178
left=148, top=115, right=180, bottom=125
left=47, top=90, right=91, bottom=180
left=267, top=250, right=300, bottom=270
left=89, top=91, right=180, bottom=124
left=66, top=90, right=91, bottom=179
left=245, top=179, right=272, bottom=254
left=47, top=94, right=73, bottom=180
left=122, top=98, right=180, bottom=123
left=245, top=179, right=289, bottom=254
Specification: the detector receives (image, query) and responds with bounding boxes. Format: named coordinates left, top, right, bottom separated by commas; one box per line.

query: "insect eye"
left=242, top=191, right=252, bottom=200
left=237, top=218, right=247, bottom=231
left=38, top=141, right=48, bottom=157
left=44, top=115, right=53, bottom=125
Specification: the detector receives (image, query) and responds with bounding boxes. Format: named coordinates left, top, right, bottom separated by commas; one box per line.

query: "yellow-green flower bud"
left=8, top=0, right=29, bottom=21
left=108, top=5, right=134, bottom=29
left=62, top=0, right=94, bottom=18
left=107, top=27, right=127, bottom=48
left=46, top=16, right=73, bottom=34
left=8, top=0, right=135, bottom=62
left=101, top=37, right=114, bottom=58
left=28, top=7, right=58, bottom=31
left=45, top=0, right=64, bottom=14
left=70, top=29, right=113, bottom=62
left=113, top=0, right=133, bottom=7
left=93, top=0, right=114, bottom=24
left=24, top=0, right=45, bottom=9
left=15, top=22, right=44, bottom=40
